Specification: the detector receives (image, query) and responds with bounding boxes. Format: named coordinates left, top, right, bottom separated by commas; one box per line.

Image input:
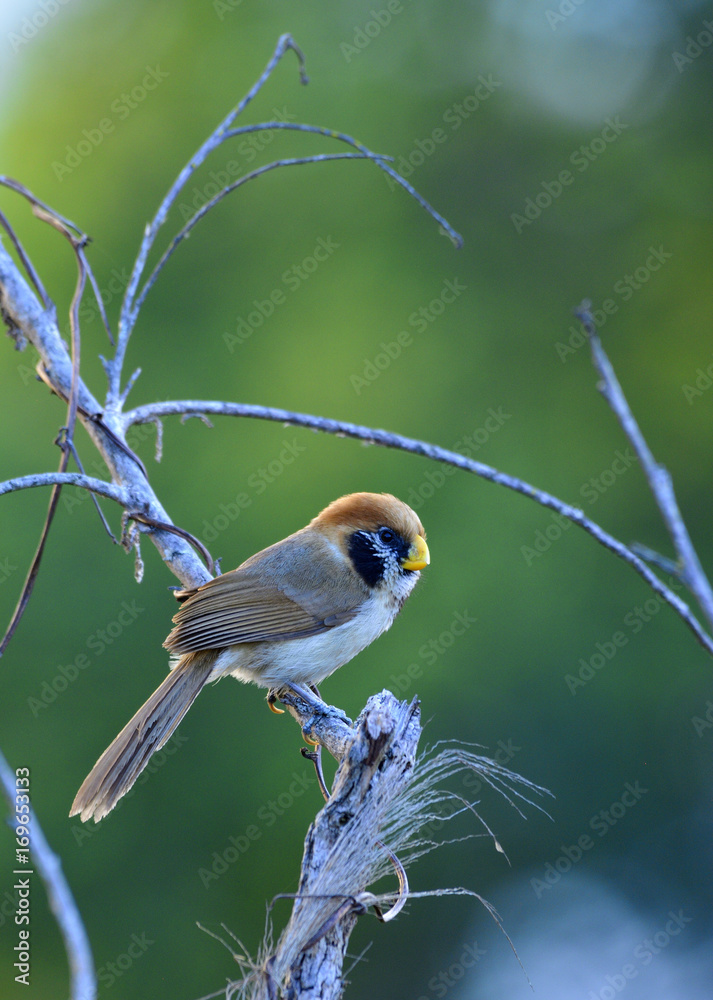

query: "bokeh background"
left=1, top=1, right=713, bottom=998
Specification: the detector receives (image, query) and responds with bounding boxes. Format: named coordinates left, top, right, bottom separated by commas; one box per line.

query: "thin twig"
left=0, top=176, right=112, bottom=339
left=33, top=361, right=151, bottom=479
left=221, top=120, right=463, bottom=246
left=111, top=33, right=460, bottom=408
left=0, top=749, right=96, bottom=1000
left=122, top=398, right=713, bottom=657
left=65, top=439, right=117, bottom=542
left=629, top=543, right=682, bottom=578
left=0, top=442, right=70, bottom=656
left=132, top=152, right=375, bottom=318
left=0, top=175, right=83, bottom=235
left=0, top=206, right=50, bottom=309
left=84, top=264, right=114, bottom=346
left=112, top=34, right=308, bottom=405
left=126, top=511, right=215, bottom=574
left=0, top=214, right=87, bottom=654
left=576, top=301, right=713, bottom=630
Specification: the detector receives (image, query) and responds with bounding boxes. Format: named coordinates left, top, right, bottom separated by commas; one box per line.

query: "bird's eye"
left=378, top=527, right=395, bottom=544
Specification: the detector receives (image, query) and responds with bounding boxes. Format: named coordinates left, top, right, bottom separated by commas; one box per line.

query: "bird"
left=70, top=492, right=430, bottom=822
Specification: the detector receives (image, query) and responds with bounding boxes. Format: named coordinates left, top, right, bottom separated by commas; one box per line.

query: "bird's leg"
left=272, top=681, right=352, bottom=745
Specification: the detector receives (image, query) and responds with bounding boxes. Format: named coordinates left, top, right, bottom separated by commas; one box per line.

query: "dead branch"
left=0, top=750, right=96, bottom=1000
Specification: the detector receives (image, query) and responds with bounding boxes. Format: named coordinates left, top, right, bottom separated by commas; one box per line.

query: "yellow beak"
left=401, top=534, right=430, bottom=572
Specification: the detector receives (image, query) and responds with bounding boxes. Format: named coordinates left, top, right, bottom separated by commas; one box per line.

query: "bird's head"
left=314, top=492, right=429, bottom=589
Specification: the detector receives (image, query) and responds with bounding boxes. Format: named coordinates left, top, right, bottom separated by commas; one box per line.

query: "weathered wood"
left=256, top=691, right=421, bottom=1000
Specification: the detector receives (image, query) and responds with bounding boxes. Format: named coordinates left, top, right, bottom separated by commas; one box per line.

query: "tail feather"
left=70, top=653, right=215, bottom=823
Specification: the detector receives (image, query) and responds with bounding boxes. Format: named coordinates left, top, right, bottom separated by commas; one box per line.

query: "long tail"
left=70, top=652, right=215, bottom=823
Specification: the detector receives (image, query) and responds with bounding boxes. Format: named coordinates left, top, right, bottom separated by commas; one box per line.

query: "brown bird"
left=71, top=492, right=429, bottom=822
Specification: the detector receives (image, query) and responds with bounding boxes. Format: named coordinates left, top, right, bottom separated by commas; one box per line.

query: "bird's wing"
left=164, top=567, right=358, bottom=654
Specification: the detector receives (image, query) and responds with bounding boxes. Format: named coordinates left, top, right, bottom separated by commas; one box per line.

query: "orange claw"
left=267, top=691, right=284, bottom=715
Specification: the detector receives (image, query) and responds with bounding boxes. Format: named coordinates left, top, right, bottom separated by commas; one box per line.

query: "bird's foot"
left=281, top=682, right=352, bottom=728
left=266, top=689, right=285, bottom=714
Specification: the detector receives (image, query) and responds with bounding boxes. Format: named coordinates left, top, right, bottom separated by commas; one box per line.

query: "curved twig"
left=0, top=210, right=87, bottom=654
left=112, top=34, right=309, bottom=403
left=111, top=32, right=461, bottom=408
left=132, top=152, right=374, bottom=319
left=577, top=301, right=713, bottom=630
left=122, top=398, right=713, bottom=657
left=126, top=511, right=215, bottom=575
left=0, top=472, right=128, bottom=505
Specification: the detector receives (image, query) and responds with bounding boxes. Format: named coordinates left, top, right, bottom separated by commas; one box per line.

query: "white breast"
left=211, top=571, right=419, bottom=689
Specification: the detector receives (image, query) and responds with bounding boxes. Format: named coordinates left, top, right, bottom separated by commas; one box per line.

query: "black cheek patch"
left=348, top=531, right=386, bottom=588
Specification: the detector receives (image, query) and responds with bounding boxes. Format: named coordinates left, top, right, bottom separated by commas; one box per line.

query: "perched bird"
left=71, top=492, right=429, bottom=822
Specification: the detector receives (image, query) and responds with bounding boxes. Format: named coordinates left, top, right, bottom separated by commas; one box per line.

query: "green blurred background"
left=1, top=1, right=712, bottom=997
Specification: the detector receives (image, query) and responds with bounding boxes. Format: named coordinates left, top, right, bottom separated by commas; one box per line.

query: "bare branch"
left=0, top=206, right=50, bottom=310
left=0, top=451, right=70, bottom=656
left=576, top=301, right=713, bottom=630
left=0, top=239, right=212, bottom=591
left=110, top=34, right=461, bottom=408
left=63, top=438, right=117, bottom=543
left=0, top=471, right=128, bottom=503
left=259, top=693, right=421, bottom=1000
left=214, top=692, right=544, bottom=1000
left=0, top=205, right=88, bottom=655
left=123, top=398, right=713, bottom=657
left=0, top=749, right=96, bottom=1000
